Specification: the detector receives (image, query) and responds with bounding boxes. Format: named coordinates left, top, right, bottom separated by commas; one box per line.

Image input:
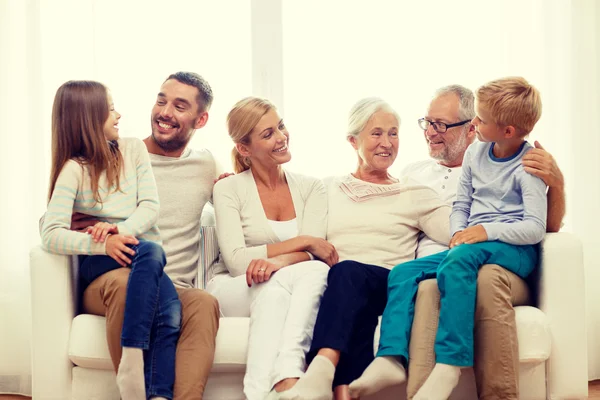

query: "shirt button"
left=445, top=176, right=448, bottom=179
left=448, top=169, right=451, bottom=172
left=442, top=185, right=446, bottom=189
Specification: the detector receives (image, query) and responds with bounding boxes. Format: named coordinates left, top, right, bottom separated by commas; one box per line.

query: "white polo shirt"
left=401, top=159, right=462, bottom=258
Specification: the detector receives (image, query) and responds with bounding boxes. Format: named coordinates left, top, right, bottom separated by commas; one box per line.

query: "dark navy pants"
left=307, top=260, right=390, bottom=387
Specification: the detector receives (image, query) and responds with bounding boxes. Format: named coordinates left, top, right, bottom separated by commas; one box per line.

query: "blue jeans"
left=80, top=239, right=181, bottom=399
left=378, top=241, right=539, bottom=367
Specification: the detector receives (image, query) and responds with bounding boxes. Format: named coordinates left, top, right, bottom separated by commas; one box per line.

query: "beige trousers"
left=82, top=267, right=220, bottom=400
left=407, top=264, right=531, bottom=400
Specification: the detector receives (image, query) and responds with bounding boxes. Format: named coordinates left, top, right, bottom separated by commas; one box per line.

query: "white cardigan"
left=212, top=169, right=327, bottom=278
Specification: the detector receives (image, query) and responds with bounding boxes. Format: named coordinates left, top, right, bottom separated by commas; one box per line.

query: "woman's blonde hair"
left=49, top=80, right=123, bottom=204
left=226, top=97, right=275, bottom=173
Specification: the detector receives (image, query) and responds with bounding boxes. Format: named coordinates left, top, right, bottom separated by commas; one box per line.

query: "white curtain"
left=0, top=0, right=598, bottom=395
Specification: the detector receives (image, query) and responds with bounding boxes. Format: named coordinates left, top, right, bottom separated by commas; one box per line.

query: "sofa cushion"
left=69, top=315, right=250, bottom=373
left=515, top=306, right=551, bottom=362
left=372, top=305, right=550, bottom=363
left=69, top=315, right=113, bottom=370
left=69, top=305, right=550, bottom=373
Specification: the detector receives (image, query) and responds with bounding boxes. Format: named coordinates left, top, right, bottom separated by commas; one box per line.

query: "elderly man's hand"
left=522, top=141, right=564, bottom=188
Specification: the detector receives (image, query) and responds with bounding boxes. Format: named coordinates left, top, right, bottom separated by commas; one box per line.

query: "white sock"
left=413, top=363, right=461, bottom=400
left=348, top=356, right=406, bottom=397
left=280, top=355, right=334, bottom=400
left=150, top=397, right=168, bottom=400
left=116, top=347, right=146, bottom=400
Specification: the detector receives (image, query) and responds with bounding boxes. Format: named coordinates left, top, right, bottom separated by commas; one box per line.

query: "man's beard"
left=430, top=130, right=469, bottom=164
left=152, top=131, right=191, bottom=152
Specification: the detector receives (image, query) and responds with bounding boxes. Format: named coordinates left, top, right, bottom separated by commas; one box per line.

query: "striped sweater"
left=41, top=137, right=160, bottom=255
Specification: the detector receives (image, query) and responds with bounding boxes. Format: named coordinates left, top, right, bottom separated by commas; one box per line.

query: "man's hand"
left=71, top=212, right=100, bottom=232
left=522, top=141, right=564, bottom=188
left=246, top=258, right=283, bottom=287
left=450, top=225, right=488, bottom=248
left=214, top=172, right=235, bottom=184
left=306, top=237, right=339, bottom=267
left=105, top=234, right=138, bottom=267
left=87, top=222, right=119, bottom=243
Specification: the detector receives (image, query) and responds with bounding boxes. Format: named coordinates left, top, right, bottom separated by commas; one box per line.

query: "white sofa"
left=30, top=208, right=589, bottom=399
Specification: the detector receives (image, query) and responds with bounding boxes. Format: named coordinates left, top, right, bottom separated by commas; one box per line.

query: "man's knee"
left=476, top=264, right=512, bottom=319
left=83, top=268, right=130, bottom=314
left=180, top=289, right=220, bottom=325
left=103, top=268, right=130, bottom=303
left=416, top=279, right=440, bottom=308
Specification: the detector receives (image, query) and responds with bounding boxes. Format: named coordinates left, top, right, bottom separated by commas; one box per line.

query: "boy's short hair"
left=476, top=77, right=542, bottom=135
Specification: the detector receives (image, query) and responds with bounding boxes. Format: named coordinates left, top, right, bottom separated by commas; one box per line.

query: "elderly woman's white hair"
left=347, top=97, right=401, bottom=139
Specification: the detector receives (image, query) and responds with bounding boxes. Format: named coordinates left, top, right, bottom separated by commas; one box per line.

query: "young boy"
left=347, top=77, right=548, bottom=400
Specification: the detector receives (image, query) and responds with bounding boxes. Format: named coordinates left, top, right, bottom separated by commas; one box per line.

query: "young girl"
left=41, top=80, right=180, bottom=400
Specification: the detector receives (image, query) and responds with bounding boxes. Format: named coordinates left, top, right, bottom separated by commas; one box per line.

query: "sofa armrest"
left=538, top=232, right=588, bottom=399
left=30, top=245, right=79, bottom=400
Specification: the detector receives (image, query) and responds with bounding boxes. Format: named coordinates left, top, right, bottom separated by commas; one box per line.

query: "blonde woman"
left=206, top=97, right=337, bottom=400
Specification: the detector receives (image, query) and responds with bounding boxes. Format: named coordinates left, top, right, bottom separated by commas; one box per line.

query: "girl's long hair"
left=48, top=80, right=123, bottom=204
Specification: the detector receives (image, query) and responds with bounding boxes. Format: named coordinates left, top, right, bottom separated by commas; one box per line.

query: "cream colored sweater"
left=326, top=174, right=451, bottom=270
left=212, top=169, right=327, bottom=278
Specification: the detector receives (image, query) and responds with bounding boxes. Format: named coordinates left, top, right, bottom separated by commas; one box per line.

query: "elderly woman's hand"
left=307, top=238, right=339, bottom=267
left=522, top=141, right=564, bottom=188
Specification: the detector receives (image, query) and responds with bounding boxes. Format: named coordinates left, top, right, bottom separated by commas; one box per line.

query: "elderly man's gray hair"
left=434, top=85, right=475, bottom=121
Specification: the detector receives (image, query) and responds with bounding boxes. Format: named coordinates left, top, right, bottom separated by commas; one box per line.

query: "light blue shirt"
left=450, top=141, right=547, bottom=245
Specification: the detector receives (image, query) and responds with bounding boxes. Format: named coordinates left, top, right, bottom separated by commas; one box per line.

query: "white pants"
left=206, top=260, right=329, bottom=400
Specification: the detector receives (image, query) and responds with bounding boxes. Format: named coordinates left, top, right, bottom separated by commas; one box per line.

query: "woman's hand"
left=87, top=221, right=119, bottom=243
left=449, top=225, right=488, bottom=248
left=307, top=237, right=339, bottom=267
left=105, top=234, right=138, bottom=267
left=246, top=258, right=284, bottom=287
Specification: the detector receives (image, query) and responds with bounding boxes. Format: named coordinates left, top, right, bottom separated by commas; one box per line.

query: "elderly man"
left=404, top=85, right=565, bottom=400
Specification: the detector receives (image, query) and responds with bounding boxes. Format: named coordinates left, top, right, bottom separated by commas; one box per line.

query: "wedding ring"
left=258, top=268, right=266, bottom=272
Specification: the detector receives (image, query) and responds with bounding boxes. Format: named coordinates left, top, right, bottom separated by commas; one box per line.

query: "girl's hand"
left=87, top=222, right=119, bottom=243
left=105, top=234, right=138, bottom=267
left=450, top=225, right=488, bottom=248
left=307, top=238, right=339, bottom=267
left=246, top=258, right=283, bottom=287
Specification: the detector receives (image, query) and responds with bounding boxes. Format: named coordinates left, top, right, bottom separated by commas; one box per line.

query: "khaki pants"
left=407, top=264, right=531, bottom=400
left=82, top=268, right=220, bottom=400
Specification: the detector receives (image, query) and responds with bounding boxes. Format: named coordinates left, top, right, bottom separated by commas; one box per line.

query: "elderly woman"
left=207, top=97, right=338, bottom=400
left=282, top=98, right=451, bottom=400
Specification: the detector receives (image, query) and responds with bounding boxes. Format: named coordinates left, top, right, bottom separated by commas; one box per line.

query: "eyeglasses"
left=418, top=118, right=471, bottom=133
